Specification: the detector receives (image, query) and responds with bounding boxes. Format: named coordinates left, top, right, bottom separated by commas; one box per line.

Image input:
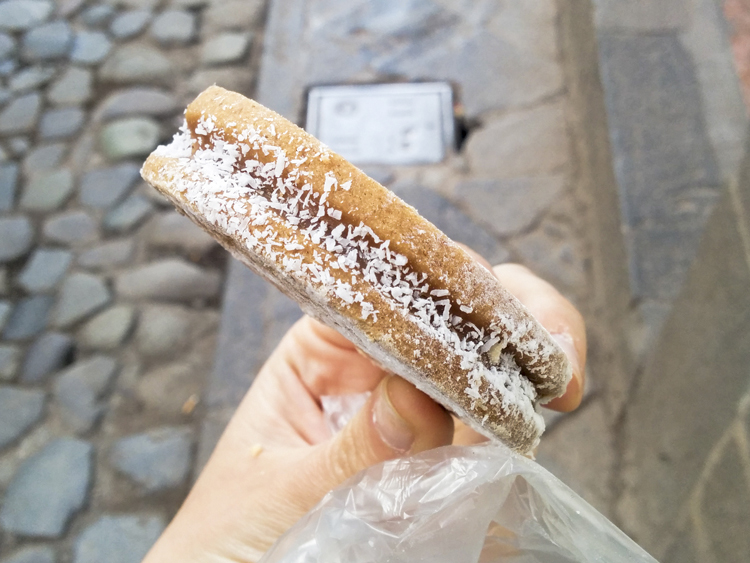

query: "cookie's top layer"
left=141, top=86, right=571, bottom=452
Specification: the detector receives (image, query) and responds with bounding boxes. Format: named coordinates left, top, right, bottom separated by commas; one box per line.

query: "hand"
left=143, top=261, right=587, bottom=563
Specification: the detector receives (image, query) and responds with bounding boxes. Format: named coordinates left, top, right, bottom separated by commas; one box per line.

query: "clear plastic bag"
left=260, top=397, right=657, bottom=563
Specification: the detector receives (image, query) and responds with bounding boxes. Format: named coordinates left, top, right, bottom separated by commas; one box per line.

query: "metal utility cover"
left=306, top=83, right=455, bottom=166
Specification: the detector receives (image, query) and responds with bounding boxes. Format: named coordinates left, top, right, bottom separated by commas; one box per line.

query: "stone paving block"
left=700, top=439, right=750, bottom=562
left=188, top=67, right=255, bottom=97
left=23, top=143, right=66, bottom=175
left=0, top=1, right=54, bottom=32
left=0, top=59, right=18, bottom=77
left=43, top=210, right=98, bottom=245
left=8, top=137, right=31, bottom=156
left=39, top=107, right=85, bottom=139
left=0, top=345, right=21, bottom=381
left=115, top=259, right=221, bottom=302
left=204, top=0, right=264, bottom=31
left=0, top=386, right=45, bottom=450
left=0, top=546, right=56, bottom=563
left=151, top=10, right=196, bottom=45
left=0, top=92, right=42, bottom=135
left=52, top=272, right=111, bottom=328
left=110, top=426, right=193, bottom=491
left=100, top=117, right=160, bottom=160
left=104, top=193, right=153, bottom=232
left=0, top=438, right=92, bottom=538
left=146, top=210, right=216, bottom=254
left=48, top=67, right=93, bottom=106
left=135, top=304, right=190, bottom=357
left=9, top=66, right=56, bottom=92
left=54, top=355, right=117, bottom=432
left=21, top=20, right=73, bottom=61
left=77, top=238, right=135, bottom=270
left=17, top=248, right=73, bottom=292
left=80, top=162, right=140, bottom=209
left=3, top=296, right=53, bottom=340
left=20, top=169, right=75, bottom=212
left=465, top=102, right=569, bottom=179
left=100, top=44, right=173, bottom=85
left=80, top=4, right=115, bottom=27
left=98, top=87, right=178, bottom=119
left=137, top=361, right=205, bottom=416
left=201, top=32, right=252, bottom=65
left=57, top=0, right=86, bottom=17
left=74, top=514, right=165, bottom=563
left=78, top=305, right=135, bottom=350
left=0, top=33, right=16, bottom=59
left=70, top=30, right=111, bottom=64
left=0, top=162, right=19, bottom=211
left=21, top=331, right=74, bottom=383
left=109, top=10, right=151, bottom=40
left=454, top=176, right=566, bottom=237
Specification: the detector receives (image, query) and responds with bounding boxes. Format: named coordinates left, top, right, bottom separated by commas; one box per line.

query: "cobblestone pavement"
left=0, top=0, right=266, bottom=561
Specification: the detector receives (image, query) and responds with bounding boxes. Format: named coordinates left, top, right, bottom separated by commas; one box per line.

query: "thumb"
left=305, top=375, right=454, bottom=495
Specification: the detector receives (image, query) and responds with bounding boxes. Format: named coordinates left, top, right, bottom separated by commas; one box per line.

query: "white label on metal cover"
left=306, top=83, right=454, bottom=166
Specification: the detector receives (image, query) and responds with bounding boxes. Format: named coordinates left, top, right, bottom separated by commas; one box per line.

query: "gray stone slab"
left=135, top=304, right=190, bottom=357
left=146, top=211, right=216, bottom=254
left=78, top=305, right=135, bottom=350
left=0, top=1, right=54, bottom=32
left=151, top=10, right=196, bottom=45
left=204, top=0, right=263, bottom=31
left=8, top=136, right=31, bottom=156
left=20, top=169, right=75, bottom=212
left=43, top=211, right=98, bottom=245
left=77, top=238, right=135, bottom=270
left=110, top=426, right=192, bottom=491
left=74, top=514, right=165, bottom=563
left=115, top=259, right=221, bottom=302
left=0, top=33, right=15, bottom=59
left=109, top=10, right=151, bottom=40
left=3, top=296, right=53, bottom=341
left=18, top=248, right=73, bottom=293
left=0, top=163, right=19, bottom=211
left=100, top=117, right=160, bottom=160
left=80, top=163, right=140, bottom=209
left=0, top=438, right=92, bottom=538
left=39, top=107, right=85, bottom=139
left=0, top=386, right=45, bottom=449
left=137, top=361, right=204, bottom=416
left=21, top=332, right=74, bottom=383
left=54, top=355, right=117, bottom=432
left=48, top=67, right=93, bottom=106
left=100, top=45, right=173, bottom=85
left=0, top=344, right=21, bottom=381
left=80, top=4, right=115, bottom=27
left=0, top=93, right=41, bottom=135
left=0, top=546, right=56, bottom=563
left=97, top=87, right=178, bottom=120
left=70, top=31, right=111, bottom=65
left=9, top=66, right=56, bottom=92
left=21, top=20, right=72, bottom=61
left=52, top=272, right=111, bottom=328
left=104, top=193, right=153, bottom=233
left=23, top=143, right=66, bottom=175
left=201, top=32, right=251, bottom=65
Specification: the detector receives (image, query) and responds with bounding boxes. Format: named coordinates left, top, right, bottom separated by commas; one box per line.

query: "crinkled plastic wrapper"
left=260, top=397, right=657, bottom=563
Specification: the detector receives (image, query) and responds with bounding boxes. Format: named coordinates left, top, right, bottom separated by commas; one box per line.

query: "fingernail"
left=552, top=332, right=582, bottom=384
left=372, top=377, right=414, bottom=453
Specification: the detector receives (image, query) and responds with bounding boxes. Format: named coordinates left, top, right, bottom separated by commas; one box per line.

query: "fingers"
left=492, top=263, right=587, bottom=412
left=305, top=375, right=454, bottom=498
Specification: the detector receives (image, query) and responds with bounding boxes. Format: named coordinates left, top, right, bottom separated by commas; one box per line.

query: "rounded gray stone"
left=48, top=67, right=93, bottom=106
left=104, top=193, right=153, bottom=232
left=0, top=33, right=16, bottom=59
left=80, top=163, right=140, bottom=209
left=0, top=163, right=19, bottom=211
left=78, top=305, right=135, bottom=350
left=110, top=427, right=192, bottom=491
left=100, top=45, right=172, bottom=84
left=136, top=304, right=190, bottom=356
left=74, top=514, right=165, bottom=563
left=9, top=66, right=56, bottom=93
left=115, top=259, right=221, bottom=302
left=18, top=248, right=73, bottom=292
left=80, top=4, right=115, bottom=27
left=43, top=211, right=98, bottom=245
left=21, top=332, right=74, bottom=383
left=0, top=299, right=11, bottom=330
left=8, top=136, right=31, bottom=156
left=54, top=355, right=117, bottom=432
left=0, top=216, right=34, bottom=262
left=204, top=0, right=263, bottom=31
left=0, top=546, right=56, bottom=563
left=22, top=20, right=72, bottom=61
left=20, top=169, right=75, bottom=212
left=3, top=296, right=53, bottom=341
left=0, top=344, right=21, bottom=381
left=100, top=117, right=160, bottom=160
left=0, top=385, right=45, bottom=449
left=0, top=59, right=18, bottom=77
left=77, top=239, right=135, bottom=270
left=23, top=143, right=66, bottom=175
left=70, top=31, right=111, bottom=65
left=147, top=211, right=216, bottom=254
left=0, top=1, right=54, bottom=32
left=0, top=438, right=92, bottom=538
left=52, top=272, right=111, bottom=328
left=0, top=92, right=42, bottom=135
left=201, top=32, right=251, bottom=65
left=150, top=10, right=196, bottom=45
left=109, top=10, right=150, bottom=40
left=97, top=87, right=178, bottom=119
left=39, top=107, right=85, bottom=139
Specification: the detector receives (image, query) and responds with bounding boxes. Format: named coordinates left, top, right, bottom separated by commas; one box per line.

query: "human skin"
left=143, top=261, right=587, bottom=563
